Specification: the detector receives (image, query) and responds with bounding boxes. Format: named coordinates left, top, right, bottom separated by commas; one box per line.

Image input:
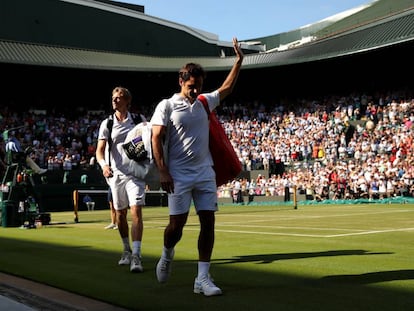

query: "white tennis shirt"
left=151, top=90, right=220, bottom=173
left=98, top=112, right=139, bottom=176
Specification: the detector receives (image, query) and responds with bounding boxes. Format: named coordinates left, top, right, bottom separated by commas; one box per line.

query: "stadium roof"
left=0, top=0, right=413, bottom=72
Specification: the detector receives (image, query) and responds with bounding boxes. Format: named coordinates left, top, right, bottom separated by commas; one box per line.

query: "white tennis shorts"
left=168, top=165, right=218, bottom=215
left=107, top=173, right=146, bottom=210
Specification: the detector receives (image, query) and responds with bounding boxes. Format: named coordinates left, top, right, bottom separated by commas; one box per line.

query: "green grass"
left=1, top=203, right=414, bottom=311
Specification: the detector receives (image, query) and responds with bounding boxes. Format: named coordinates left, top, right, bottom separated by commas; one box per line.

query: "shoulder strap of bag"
left=160, top=98, right=173, bottom=164
left=131, top=113, right=146, bottom=124
left=106, top=115, right=114, bottom=166
left=106, top=113, right=145, bottom=166
left=198, top=95, right=210, bottom=119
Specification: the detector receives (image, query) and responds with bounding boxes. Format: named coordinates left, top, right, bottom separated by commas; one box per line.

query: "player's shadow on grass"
left=213, top=249, right=392, bottom=264
left=321, top=269, right=414, bottom=284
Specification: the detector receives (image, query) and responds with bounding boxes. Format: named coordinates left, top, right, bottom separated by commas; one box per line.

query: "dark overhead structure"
left=0, top=0, right=413, bottom=109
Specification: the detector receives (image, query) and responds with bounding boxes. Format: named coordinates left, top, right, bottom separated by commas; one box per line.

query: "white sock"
left=132, top=241, right=141, bottom=256
left=162, top=246, right=174, bottom=260
left=197, top=261, right=210, bottom=279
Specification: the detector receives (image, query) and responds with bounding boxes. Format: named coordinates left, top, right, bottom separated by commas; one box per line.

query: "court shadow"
left=214, top=249, right=393, bottom=264
left=321, top=269, right=414, bottom=284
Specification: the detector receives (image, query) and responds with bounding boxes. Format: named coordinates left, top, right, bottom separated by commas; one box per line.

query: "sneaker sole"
left=130, top=267, right=143, bottom=273
left=194, top=279, right=222, bottom=296
left=194, top=288, right=222, bottom=296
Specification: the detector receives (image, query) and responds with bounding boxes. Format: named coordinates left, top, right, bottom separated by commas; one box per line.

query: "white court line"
left=213, top=209, right=414, bottom=233
left=217, top=224, right=367, bottom=232
left=216, top=208, right=414, bottom=221
left=146, top=209, right=414, bottom=237
left=184, top=227, right=330, bottom=237
left=321, top=227, right=414, bottom=237
left=178, top=225, right=414, bottom=238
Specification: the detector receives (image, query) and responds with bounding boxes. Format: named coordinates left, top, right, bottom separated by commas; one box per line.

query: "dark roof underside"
left=0, top=8, right=413, bottom=72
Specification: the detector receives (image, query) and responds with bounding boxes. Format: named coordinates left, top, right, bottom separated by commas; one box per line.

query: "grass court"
left=1, top=203, right=414, bottom=310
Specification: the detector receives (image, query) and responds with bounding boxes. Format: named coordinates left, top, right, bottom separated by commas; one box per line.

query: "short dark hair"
left=179, top=63, right=206, bottom=81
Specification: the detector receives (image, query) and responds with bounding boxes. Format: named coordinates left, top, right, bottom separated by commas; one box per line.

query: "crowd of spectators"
left=0, top=109, right=101, bottom=177
left=1, top=89, right=413, bottom=202
left=218, top=90, right=414, bottom=201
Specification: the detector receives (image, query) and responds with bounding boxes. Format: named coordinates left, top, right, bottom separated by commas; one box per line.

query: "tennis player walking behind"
left=96, top=87, right=146, bottom=273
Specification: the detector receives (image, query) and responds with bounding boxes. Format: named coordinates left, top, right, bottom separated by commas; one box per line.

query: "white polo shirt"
left=151, top=90, right=220, bottom=173
left=98, top=112, right=138, bottom=176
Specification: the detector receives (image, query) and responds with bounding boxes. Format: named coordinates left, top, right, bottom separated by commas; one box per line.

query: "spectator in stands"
left=151, top=37, right=244, bottom=296
left=96, top=86, right=145, bottom=273
left=283, top=176, right=291, bottom=201
left=232, top=178, right=244, bottom=203
left=63, top=152, right=73, bottom=171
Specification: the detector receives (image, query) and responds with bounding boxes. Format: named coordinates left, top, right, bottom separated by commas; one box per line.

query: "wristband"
left=98, top=159, right=107, bottom=169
